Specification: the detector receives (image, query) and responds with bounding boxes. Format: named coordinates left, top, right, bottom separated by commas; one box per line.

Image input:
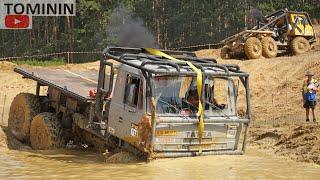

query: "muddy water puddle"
left=0, top=147, right=319, bottom=179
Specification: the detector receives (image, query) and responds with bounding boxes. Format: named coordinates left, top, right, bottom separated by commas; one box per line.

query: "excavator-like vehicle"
left=220, top=9, right=318, bottom=59
left=8, top=47, right=250, bottom=160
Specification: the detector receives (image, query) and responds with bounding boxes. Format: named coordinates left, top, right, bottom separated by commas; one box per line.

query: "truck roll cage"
left=95, top=47, right=251, bottom=124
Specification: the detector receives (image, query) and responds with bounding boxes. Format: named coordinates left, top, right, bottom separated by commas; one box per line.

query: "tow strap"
left=144, top=48, right=205, bottom=152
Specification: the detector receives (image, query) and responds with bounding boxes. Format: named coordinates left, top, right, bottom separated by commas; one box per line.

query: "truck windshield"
left=152, top=76, right=235, bottom=116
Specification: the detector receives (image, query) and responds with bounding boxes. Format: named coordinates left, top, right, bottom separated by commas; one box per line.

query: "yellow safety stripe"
left=144, top=48, right=205, bottom=152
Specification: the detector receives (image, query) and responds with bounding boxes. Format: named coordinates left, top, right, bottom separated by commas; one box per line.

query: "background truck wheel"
left=30, top=112, right=64, bottom=150
left=311, top=42, right=318, bottom=50
left=220, top=46, right=231, bottom=59
left=262, top=37, right=278, bottom=58
left=8, top=93, right=40, bottom=142
left=290, top=37, right=311, bottom=55
left=244, top=37, right=262, bottom=59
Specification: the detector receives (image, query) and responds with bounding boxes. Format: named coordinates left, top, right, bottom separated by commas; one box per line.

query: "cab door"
left=290, top=13, right=314, bottom=36
left=107, top=69, right=145, bottom=143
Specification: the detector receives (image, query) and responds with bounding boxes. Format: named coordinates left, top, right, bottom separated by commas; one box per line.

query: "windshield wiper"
left=157, top=97, right=181, bottom=113
left=182, top=99, right=198, bottom=110
left=157, top=97, right=193, bottom=118
left=205, top=101, right=231, bottom=119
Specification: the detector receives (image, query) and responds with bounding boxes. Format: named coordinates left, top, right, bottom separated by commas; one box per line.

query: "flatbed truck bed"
left=14, top=67, right=98, bottom=102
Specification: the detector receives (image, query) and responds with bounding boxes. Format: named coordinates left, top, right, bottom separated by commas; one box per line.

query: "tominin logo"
left=0, top=0, right=76, bottom=29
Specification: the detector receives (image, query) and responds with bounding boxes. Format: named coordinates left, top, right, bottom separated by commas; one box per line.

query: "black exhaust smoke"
left=106, top=5, right=158, bottom=48
left=249, top=9, right=267, bottom=23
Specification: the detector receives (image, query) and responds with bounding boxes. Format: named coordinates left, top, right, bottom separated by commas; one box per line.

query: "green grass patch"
left=13, top=58, right=66, bottom=66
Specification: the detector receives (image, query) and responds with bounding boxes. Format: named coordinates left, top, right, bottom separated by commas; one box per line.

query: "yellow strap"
left=144, top=48, right=204, bottom=151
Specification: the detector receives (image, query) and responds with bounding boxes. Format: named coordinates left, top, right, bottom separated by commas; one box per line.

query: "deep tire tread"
left=244, top=37, right=262, bottom=59
left=262, top=37, right=278, bottom=58
left=30, top=112, right=64, bottom=150
left=8, top=93, right=40, bottom=141
left=291, top=37, right=311, bottom=55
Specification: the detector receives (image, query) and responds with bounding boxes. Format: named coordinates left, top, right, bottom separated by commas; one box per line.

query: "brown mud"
left=249, top=124, right=320, bottom=165
left=0, top=126, right=31, bottom=151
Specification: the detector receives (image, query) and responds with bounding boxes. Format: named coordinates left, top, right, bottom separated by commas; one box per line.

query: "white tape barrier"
left=0, top=51, right=101, bottom=61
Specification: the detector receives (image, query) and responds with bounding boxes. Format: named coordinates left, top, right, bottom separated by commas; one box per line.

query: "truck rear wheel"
left=290, top=37, right=310, bottom=55
left=262, top=37, right=278, bottom=58
left=8, top=93, right=40, bottom=142
left=244, top=37, right=262, bottom=59
left=220, top=46, right=231, bottom=59
left=30, top=112, right=64, bottom=150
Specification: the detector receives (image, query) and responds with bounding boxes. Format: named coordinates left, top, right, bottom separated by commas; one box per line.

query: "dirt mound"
left=195, top=49, right=221, bottom=60
left=105, top=151, right=141, bottom=163
left=0, top=61, right=17, bottom=71
left=249, top=124, right=320, bottom=165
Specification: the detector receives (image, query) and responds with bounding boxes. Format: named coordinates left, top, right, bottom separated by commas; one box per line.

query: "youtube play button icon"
left=5, top=15, right=31, bottom=29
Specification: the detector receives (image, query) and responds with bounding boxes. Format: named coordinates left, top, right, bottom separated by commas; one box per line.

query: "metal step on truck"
left=8, top=47, right=251, bottom=160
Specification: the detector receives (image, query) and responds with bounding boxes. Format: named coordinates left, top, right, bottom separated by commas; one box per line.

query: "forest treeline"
left=0, top=0, right=319, bottom=58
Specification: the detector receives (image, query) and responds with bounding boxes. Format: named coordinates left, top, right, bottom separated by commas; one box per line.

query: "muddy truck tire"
left=244, top=37, right=262, bottom=59
left=291, top=37, right=311, bottom=55
left=30, top=112, right=64, bottom=150
left=262, top=37, right=278, bottom=58
left=220, top=46, right=231, bottom=59
left=8, top=93, right=40, bottom=142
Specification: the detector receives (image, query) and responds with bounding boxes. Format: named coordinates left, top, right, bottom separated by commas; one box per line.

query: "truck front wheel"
left=30, top=112, right=64, bottom=150
left=290, top=37, right=311, bottom=55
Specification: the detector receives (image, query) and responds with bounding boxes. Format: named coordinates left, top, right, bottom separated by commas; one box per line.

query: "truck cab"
left=96, top=47, right=251, bottom=158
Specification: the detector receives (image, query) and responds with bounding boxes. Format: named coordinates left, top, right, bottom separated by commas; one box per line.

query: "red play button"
left=5, top=15, right=30, bottom=29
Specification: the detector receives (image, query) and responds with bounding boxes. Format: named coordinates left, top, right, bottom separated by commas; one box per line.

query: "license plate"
left=156, top=130, right=177, bottom=136
left=227, top=125, right=237, bottom=138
